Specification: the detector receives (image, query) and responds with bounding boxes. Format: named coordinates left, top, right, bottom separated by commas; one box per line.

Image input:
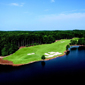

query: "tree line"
left=0, top=30, right=85, bottom=56
left=70, top=38, right=85, bottom=45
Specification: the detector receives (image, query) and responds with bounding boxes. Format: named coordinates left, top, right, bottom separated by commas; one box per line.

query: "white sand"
left=53, top=53, right=62, bottom=55
left=45, top=53, right=49, bottom=55
left=31, top=53, right=35, bottom=54
left=27, top=51, right=62, bottom=57
left=46, top=55, right=54, bottom=58
left=44, top=52, right=62, bottom=58
left=27, top=54, right=31, bottom=55
left=27, top=53, right=35, bottom=55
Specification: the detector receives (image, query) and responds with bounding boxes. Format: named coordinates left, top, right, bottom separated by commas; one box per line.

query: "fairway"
left=3, top=39, right=70, bottom=64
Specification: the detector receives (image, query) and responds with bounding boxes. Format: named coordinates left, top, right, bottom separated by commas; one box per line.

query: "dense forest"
left=0, top=30, right=85, bottom=56
left=70, top=38, right=85, bottom=45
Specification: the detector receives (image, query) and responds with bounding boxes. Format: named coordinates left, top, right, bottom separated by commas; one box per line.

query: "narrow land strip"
left=0, top=39, right=70, bottom=66
left=0, top=50, right=68, bottom=66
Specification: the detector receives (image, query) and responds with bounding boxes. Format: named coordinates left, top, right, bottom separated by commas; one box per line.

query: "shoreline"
left=0, top=50, right=68, bottom=67
left=70, top=45, right=85, bottom=47
left=0, top=44, right=84, bottom=67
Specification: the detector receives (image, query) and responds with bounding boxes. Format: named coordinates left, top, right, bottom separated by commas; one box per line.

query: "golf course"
left=3, top=39, right=70, bottom=64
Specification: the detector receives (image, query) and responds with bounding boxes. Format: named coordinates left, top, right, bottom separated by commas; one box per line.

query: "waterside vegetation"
left=0, top=30, right=85, bottom=56
left=0, top=30, right=85, bottom=65
left=3, top=39, right=70, bottom=64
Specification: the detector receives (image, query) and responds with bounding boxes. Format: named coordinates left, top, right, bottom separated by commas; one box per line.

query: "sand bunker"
left=27, top=53, right=35, bottom=55
left=45, top=52, right=62, bottom=58
left=45, top=53, right=49, bottom=55
left=48, top=52, right=55, bottom=54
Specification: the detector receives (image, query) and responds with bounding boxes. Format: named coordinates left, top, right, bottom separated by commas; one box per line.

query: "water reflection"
left=70, top=47, right=77, bottom=50
left=0, top=46, right=85, bottom=84
left=78, top=46, right=85, bottom=50
left=66, top=51, right=70, bottom=55
left=70, top=46, right=79, bottom=50
left=41, top=61, right=45, bottom=67
left=0, top=65, right=16, bottom=73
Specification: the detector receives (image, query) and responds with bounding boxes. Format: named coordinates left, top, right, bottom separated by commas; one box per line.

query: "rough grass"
left=3, top=39, right=70, bottom=64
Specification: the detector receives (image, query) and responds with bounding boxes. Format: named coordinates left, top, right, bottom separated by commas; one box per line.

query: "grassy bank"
left=3, top=39, right=70, bottom=64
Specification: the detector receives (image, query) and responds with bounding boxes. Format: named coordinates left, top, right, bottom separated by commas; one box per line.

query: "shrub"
left=77, top=38, right=85, bottom=45
left=70, top=39, right=77, bottom=45
left=31, top=43, right=34, bottom=46
left=26, top=45, right=28, bottom=47
left=34, top=43, right=37, bottom=45
left=66, top=44, right=70, bottom=50
left=36, top=43, right=39, bottom=45
left=41, top=55, right=46, bottom=60
left=26, top=44, right=30, bottom=47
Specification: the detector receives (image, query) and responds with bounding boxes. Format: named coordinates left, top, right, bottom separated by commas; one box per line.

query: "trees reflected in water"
left=70, top=47, right=77, bottom=50
left=66, top=51, right=70, bottom=55
left=78, top=46, right=85, bottom=50
left=41, top=61, right=45, bottom=67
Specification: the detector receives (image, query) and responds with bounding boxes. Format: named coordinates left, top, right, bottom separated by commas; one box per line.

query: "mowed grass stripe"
left=3, top=39, right=70, bottom=64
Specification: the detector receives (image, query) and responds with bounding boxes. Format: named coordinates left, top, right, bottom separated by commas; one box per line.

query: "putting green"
left=3, top=39, right=70, bottom=64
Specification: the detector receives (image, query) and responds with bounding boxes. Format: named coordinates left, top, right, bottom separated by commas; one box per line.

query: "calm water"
left=0, top=46, right=85, bottom=84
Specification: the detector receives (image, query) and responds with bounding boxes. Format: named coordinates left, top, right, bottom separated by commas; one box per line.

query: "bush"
left=66, top=44, right=70, bottom=50
left=26, top=44, right=30, bottom=47
left=77, top=38, right=85, bottom=45
left=26, top=45, right=28, bottom=47
left=36, top=43, right=39, bottom=45
left=70, top=40, right=77, bottom=45
left=34, top=43, right=37, bottom=45
left=41, top=55, right=46, bottom=60
left=31, top=43, right=34, bottom=46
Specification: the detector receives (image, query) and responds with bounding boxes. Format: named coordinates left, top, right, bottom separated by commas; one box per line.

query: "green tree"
left=8, top=43, right=18, bottom=54
left=41, top=55, right=46, bottom=60
left=77, top=38, right=85, bottom=45
left=1, top=43, right=18, bottom=56
left=1, top=47, right=8, bottom=56
left=66, top=44, right=70, bottom=50
left=48, top=35, right=55, bottom=44
left=70, top=40, right=77, bottom=45
left=43, top=35, right=48, bottom=44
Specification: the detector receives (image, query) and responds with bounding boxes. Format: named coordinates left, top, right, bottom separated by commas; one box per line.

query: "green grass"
left=3, top=39, right=70, bottom=64
left=72, top=37, right=79, bottom=41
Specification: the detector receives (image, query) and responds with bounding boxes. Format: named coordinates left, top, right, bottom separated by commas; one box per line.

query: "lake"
left=0, top=46, right=85, bottom=84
